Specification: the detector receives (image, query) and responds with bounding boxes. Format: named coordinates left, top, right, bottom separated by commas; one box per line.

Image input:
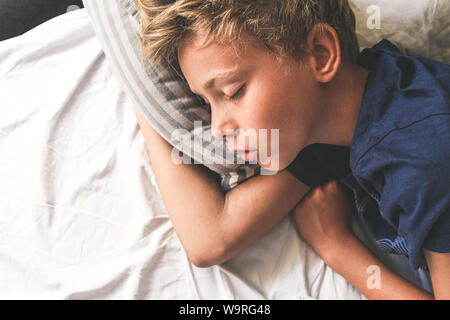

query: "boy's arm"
left=293, top=181, right=433, bottom=300
left=330, top=235, right=450, bottom=300
left=423, top=249, right=450, bottom=300
left=326, top=235, right=433, bottom=300
left=133, top=106, right=309, bottom=267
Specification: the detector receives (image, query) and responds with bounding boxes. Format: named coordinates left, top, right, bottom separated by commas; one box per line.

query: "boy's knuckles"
left=324, top=180, right=339, bottom=191
left=308, top=191, right=323, bottom=202
left=312, top=186, right=325, bottom=196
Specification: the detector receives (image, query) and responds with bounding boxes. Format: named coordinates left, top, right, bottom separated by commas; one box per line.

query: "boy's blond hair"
left=136, top=0, right=359, bottom=69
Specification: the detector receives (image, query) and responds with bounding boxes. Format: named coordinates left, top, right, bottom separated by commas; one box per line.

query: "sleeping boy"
left=132, top=0, right=449, bottom=299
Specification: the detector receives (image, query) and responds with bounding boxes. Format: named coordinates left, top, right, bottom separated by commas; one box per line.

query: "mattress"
left=0, top=9, right=366, bottom=299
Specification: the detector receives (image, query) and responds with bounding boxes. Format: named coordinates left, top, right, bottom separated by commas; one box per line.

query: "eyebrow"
left=197, top=70, right=238, bottom=93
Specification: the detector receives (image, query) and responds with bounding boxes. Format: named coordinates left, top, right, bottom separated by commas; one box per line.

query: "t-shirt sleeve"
left=360, top=115, right=450, bottom=268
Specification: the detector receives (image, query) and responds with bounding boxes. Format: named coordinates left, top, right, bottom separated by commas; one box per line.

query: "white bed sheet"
left=0, top=9, right=365, bottom=300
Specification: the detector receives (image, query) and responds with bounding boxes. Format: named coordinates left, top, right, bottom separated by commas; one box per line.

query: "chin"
left=257, top=153, right=289, bottom=173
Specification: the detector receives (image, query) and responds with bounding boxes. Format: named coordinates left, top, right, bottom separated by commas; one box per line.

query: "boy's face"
left=178, top=31, right=325, bottom=171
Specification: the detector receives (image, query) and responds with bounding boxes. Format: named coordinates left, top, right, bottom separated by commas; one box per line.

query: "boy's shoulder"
left=350, top=39, right=450, bottom=170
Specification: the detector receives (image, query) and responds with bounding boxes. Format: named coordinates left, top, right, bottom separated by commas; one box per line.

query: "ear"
left=305, top=24, right=341, bottom=83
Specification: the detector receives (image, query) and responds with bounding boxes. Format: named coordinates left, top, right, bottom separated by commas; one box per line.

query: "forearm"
left=423, top=249, right=450, bottom=299
left=325, top=235, right=433, bottom=300
left=218, top=170, right=309, bottom=264
left=133, top=106, right=309, bottom=266
left=149, top=135, right=308, bottom=265
left=133, top=107, right=226, bottom=263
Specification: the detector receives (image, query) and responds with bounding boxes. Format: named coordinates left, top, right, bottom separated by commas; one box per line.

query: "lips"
left=238, top=150, right=257, bottom=162
left=227, top=141, right=257, bottom=162
left=228, top=145, right=258, bottom=162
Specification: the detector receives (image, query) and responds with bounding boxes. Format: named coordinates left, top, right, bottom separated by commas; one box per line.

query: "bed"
left=0, top=1, right=448, bottom=300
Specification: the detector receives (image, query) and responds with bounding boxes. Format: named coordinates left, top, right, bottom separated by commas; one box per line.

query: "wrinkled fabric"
left=351, top=0, right=450, bottom=64
left=0, top=9, right=365, bottom=300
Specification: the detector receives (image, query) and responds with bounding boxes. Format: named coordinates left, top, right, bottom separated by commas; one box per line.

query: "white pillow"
left=352, top=0, right=449, bottom=63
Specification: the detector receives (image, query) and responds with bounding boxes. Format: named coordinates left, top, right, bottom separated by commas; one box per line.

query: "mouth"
left=237, top=150, right=257, bottom=162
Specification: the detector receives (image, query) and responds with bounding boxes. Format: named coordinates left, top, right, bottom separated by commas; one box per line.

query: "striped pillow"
left=83, top=0, right=260, bottom=192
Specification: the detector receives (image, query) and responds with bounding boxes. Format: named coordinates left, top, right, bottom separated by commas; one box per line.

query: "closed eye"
left=229, top=85, right=245, bottom=101
left=196, top=85, right=245, bottom=106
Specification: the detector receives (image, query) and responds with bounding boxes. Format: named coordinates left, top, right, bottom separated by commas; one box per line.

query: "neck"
left=311, top=63, right=369, bottom=148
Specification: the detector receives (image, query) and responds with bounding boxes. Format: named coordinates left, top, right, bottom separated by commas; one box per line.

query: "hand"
left=292, top=180, right=355, bottom=261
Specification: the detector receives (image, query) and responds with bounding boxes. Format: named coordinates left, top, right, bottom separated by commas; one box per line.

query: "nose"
left=210, top=106, right=238, bottom=140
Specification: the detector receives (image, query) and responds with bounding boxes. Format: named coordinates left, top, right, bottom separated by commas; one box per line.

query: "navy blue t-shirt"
left=286, top=39, right=450, bottom=270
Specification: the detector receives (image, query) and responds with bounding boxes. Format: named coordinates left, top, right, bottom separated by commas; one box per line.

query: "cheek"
left=251, top=82, right=313, bottom=169
left=236, top=75, right=314, bottom=169
left=238, top=92, right=300, bottom=169
left=247, top=82, right=301, bottom=138
left=243, top=83, right=284, bottom=127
